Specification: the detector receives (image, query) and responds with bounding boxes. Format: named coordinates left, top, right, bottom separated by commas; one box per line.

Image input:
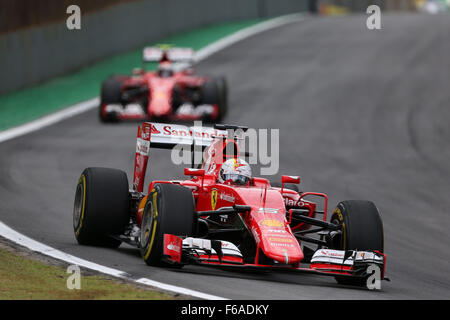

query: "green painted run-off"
left=0, top=19, right=264, bottom=131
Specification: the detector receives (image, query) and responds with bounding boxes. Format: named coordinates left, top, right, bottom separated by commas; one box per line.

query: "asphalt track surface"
left=1, top=13, right=450, bottom=299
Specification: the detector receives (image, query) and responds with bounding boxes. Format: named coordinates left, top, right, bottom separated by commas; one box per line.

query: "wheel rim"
left=140, top=201, right=154, bottom=248
left=73, top=183, right=84, bottom=230
left=330, top=215, right=345, bottom=250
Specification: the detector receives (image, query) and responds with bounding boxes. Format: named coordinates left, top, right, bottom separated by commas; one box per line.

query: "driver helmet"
left=157, top=62, right=174, bottom=78
left=218, top=158, right=252, bottom=185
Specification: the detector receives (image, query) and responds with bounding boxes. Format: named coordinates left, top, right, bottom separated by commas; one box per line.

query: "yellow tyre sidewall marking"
left=144, top=189, right=158, bottom=260
left=75, top=174, right=86, bottom=237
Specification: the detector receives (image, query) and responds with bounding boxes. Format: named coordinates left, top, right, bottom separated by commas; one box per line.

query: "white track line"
left=0, top=13, right=303, bottom=299
left=0, top=98, right=99, bottom=144
left=194, top=13, right=303, bottom=62
left=0, top=222, right=226, bottom=300
left=135, top=278, right=227, bottom=300
left=0, top=222, right=127, bottom=277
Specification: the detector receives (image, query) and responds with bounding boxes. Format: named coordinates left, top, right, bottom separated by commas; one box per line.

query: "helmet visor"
left=222, top=174, right=250, bottom=185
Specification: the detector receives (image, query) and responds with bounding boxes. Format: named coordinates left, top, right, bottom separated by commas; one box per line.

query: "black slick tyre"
left=330, top=200, right=384, bottom=286
left=99, top=76, right=123, bottom=122
left=140, top=183, right=197, bottom=266
left=73, top=167, right=129, bottom=247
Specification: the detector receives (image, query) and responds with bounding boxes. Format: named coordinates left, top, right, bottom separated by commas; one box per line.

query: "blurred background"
left=317, top=0, right=448, bottom=13
left=1, top=0, right=448, bottom=95
left=0, top=0, right=308, bottom=94
left=1, top=0, right=450, bottom=300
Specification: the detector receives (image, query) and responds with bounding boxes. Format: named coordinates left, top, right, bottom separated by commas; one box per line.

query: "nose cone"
left=254, top=217, right=304, bottom=265
left=147, top=78, right=174, bottom=117
left=149, top=91, right=172, bottom=116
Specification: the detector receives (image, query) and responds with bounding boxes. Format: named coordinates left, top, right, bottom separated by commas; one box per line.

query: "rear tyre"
left=330, top=200, right=384, bottom=286
left=73, top=167, right=130, bottom=247
left=99, top=76, right=124, bottom=122
left=215, top=76, right=228, bottom=121
left=171, top=84, right=183, bottom=111
left=140, top=183, right=197, bottom=266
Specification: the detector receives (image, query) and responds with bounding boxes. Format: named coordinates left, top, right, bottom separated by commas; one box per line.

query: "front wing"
left=102, top=103, right=220, bottom=121
left=163, top=234, right=387, bottom=284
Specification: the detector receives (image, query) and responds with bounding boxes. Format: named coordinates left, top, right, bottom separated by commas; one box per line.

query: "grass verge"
left=0, top=240, right=182, bottom=300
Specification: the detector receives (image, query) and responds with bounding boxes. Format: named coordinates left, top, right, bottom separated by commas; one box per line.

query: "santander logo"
left=321, top=250, right=344, bottom=257
left=147, top=123, right=228, bottom=141
left=161, top=125, right=226, bottom=139
left=151, top=125, right=161, bottom=134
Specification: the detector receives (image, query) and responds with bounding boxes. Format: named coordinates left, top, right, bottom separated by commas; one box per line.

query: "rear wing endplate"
left=132, top=122, right=227, bottom=192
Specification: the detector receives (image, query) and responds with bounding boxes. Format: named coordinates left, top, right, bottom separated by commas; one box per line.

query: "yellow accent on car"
left=211, top=189, right=218, bottom=210
left=268, top=237, right=293, bottom=243
left=260, top=219, right=284, bottom=227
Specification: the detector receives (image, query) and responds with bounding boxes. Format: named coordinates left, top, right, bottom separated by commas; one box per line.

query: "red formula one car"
left=99, top=47, right=228, bottom=123
left=73, top=122, right=387, bottom=289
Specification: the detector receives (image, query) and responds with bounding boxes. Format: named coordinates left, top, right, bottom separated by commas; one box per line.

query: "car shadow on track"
left=115, top=246, right=142, bottom=258
left=168, top=265, right=377, bottom=293
left=114, top=245, right=382, bottom=293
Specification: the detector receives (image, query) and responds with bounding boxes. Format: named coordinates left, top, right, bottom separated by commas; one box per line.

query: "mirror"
left=281, top=175, right=300, bottom=185
left=184, top=168, right=205, bottom=177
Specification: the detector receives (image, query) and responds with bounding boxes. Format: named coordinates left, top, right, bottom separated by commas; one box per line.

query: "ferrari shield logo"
left=211, top=189, right=218, bottom=210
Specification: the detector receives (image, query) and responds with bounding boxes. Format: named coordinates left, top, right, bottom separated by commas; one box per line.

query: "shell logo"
left=260, top=219, right=284, bottom=227
left=233, top=159, right=246, bottom=170
left=268, top=237, right=292, bottom=243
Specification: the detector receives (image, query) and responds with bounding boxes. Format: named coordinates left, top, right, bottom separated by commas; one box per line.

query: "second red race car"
left=73, top=122, right=387, bottom=289
left=99, top=47, right=228, bottom=123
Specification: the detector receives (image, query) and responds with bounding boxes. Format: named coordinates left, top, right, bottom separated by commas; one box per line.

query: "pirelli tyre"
left=140, top=183, right=197, bottom=266
left=330, top=200, right=384, bottom=286
left=171, top=84, right=183, bottom=110
left=73, top=167, right=130, bottom=247
left=99, top=76, right=124, bottom=122
left=215, top=76, right=228, bottom=120
left=201, top=77, right=228, bottom=121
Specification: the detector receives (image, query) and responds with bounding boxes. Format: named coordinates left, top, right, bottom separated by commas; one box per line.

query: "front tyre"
left=99, top=76, right=124, bottom=122
left=73, top=167, right=130, bottom=247
left=140, top=183, right=197, bottom=266
left=330, top=200, right=384, bottom=286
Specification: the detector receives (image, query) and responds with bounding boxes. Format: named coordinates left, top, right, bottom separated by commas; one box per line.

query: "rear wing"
left=142, top=47, right=195, bottom=63
left=133, top=122, right=227, bottom=191
left=148, top=122, right=227, bottom=148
